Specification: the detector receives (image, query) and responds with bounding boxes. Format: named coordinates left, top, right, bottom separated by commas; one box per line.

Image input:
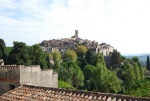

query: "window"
left=10, top=85, right=15, bottom=90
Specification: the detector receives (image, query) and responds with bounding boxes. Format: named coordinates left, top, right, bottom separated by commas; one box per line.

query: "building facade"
left=0, top=60, right=58, bottom=95
left=40, top=30, right=114, bottom=56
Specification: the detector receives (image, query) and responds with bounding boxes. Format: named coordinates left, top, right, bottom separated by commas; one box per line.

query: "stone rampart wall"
left=0, top=65, right=20, bottom=80
left=19, top=65, right=58, bottom=88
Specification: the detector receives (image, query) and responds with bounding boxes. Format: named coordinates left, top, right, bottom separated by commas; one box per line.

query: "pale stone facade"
left=0, top=61, right=58, bottom=95
left=40, top=30, right=114, bottom=56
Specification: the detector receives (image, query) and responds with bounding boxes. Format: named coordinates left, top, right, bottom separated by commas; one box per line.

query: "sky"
left=0, top=0, right=150, bottom=55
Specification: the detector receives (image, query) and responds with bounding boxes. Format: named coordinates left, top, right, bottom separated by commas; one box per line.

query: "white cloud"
left=0, top=0, right=150, bottom=54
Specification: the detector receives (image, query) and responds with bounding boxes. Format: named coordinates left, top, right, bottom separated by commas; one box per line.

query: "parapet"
left=0, top=65, right=19, bottom=71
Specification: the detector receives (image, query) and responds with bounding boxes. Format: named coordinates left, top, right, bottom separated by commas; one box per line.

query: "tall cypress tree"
left=146, top=55, right=150, bottom=70
left=0, top=39, right=6, bottom=60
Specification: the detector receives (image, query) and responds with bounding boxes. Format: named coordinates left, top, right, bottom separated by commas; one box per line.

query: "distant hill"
left=124, top=53, right=150, bottom=66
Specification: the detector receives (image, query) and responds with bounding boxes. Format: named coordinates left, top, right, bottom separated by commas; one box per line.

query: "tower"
left=75, top=30, right=78, bottom=38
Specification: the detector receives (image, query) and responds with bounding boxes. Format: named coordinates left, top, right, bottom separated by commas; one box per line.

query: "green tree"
left=83, top=65, right=97, bottom=91
left=122, top=61, right=144, bottom=91
left=93, top=63, right=121, bottom=93
left=5, top=47, right=12, bottom=56
left=146, top=55, right=150, bottom=70
left=133, top=63, right=141, bottom=81
left=58, top=80, right=76, bottom=90
left=85, top=49, right=94, bottom=65
left=132, top=56, right=140, bottom=66
left=0, top=39, right=7, bottom=62
left=111, top=50, right=122, bottom=64
left=83, top=65, right=96, bottom=79
left=91, top=53, right=121, bottom=93
left=75, top=45, right=87, bottom=59
left=132, top=56, right=139, bottom=63
left=72, top=65, right=84, bottom=87
left=8, top=42, right=31, bottom=65
left=63, top=50, right=77, bottom=62
left=123, top=62, right=136, bottom=89
left=139, top=66, right=145, bottom=80
left=124, top=79, right=150, bottom=97
left=57, top=61, right=84, bottom=88
left=29, top=44, right=50, bottom=69
left=50, top=51, right=61, bottom=69
left=101, top=70, right=122, bottom=93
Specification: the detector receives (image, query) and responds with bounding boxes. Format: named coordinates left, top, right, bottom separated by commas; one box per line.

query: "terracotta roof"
left=0, top=85, right=150, bottom=101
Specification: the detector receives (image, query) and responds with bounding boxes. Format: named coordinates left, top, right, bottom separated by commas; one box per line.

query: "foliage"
left=8, top=43, right=49, bottom=69
left=84, top=54, right=122, bottom=93
left=146, top=55, right=150, bottom=70
left=93, top=63, right=121, bottom=93
left=85, top=49, right=94, bottom=65
left=124, top=79, right=150, bottom=97
left=57, top=61, right=84, bottom=88
left=5, top=47, right=12, bottom=56
left=111, top=50, right=122, bottom=64
left=72, top=65, right=84, bottom=87
left=100, top=70, right=122, bottom=93
left=75, top=45, right=87, bottom=59
left=83, top=65, right=96, bottom=79
left=8, top=42, right=31, bottom=65
left=118, top=60, right=145, bottom=94
left=0, top=39, right=7, bottom=62
left=58, top=80, right=76, bottom=90
left=132, top=56, right=141, bottom=66
left=83, top=65, right=97, bottom=91
left=29, top=44, right=50, bottom=69
left=1, top=38, right=150, bottom=97
left=50, top=51, right=61, bottom=69
left=63, top=50, right=77, bottom=62
left=77, top=58, right=87, bottom=70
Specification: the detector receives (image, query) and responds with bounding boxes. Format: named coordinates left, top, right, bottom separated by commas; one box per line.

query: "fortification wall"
left=20, top=65, right=58, bottom=88
left=0, top=65, right=20, bottom=80
left=0, top=65, right=20, bottom=95
left=0, top=81, right=20, bottom=95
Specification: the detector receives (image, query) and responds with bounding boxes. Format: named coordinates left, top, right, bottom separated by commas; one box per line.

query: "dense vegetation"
left=0, top=40, right=50, bottom=69
left=0, top=38, right=150, bottom=97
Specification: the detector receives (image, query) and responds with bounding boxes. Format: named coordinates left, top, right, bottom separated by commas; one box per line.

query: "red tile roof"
left=0, top=85, right=150, bottom=101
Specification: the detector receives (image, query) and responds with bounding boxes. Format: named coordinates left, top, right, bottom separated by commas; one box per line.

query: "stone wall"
left=0, top=65, right=20, bottom=81
left=0, top=81, right=20, bottom=95
left=0, top=64, right=58, bottom=95
left=19, top=65, right=58, bottom=88
left=0, top=65, right=20, bottom=95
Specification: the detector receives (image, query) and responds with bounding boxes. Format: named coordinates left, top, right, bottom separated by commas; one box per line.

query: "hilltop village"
left=0, top=30, right=150, bottom=100
left=40, top=30, right=114, bottom=56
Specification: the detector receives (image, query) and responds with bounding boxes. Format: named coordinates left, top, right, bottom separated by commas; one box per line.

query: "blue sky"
left=0, top=0, right=150, bottom=55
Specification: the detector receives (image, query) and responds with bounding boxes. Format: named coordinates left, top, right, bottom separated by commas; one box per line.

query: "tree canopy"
left=146, top=56, right=150, bottom=70
left=0, top=38, right=150, bottom=97
left=111, top=50, right=122, bottom=64
left=29, top=44, right=50, bottom=69
left=75, top=45, right=87, bottom=59
left=8, top=42, right=31, bottom=65
left=50, top=51, right=61, bottom=69
left=63, top=50, right=77, bottom=62
left=0, top=39, right=7, bottom=62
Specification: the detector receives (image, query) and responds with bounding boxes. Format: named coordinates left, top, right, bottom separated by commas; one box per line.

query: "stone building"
left=71, top=30, right=79, bottom=39
left=90, top=43, right=114, bottom=56
left=40, top=31, right=78, bottom=55
left=97, top=43, right=114, bottom=56
left=0, top=60, right=58, bottom=95
left=40, top=30, right=114, bottom=56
